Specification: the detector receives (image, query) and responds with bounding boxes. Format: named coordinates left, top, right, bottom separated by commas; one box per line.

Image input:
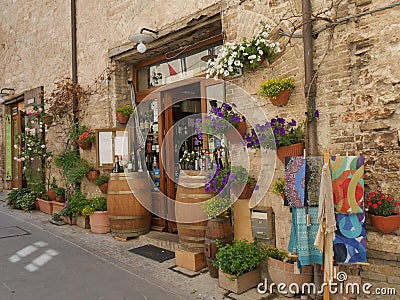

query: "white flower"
left=248, top=55, right=257, bottom=60
left=37, top=168, right=40, bottom=171
left=30, top=120, right=35, bottom=124
left=28, top=147, right=32, bottom=151
left=224, top=70, right=230, bottom=77
left=14, top=144, right=18, bottom=149
left=47, top=157, right=52, bottom=161
left=21, top=157, right=25, bottom=161
left=228, top=66, right=233, bottom=72
left=39, top=129, right=43, bottom=133
left=31, top=158, right=34, bottom=161
left=13, top=157, right=17, bottom=160
left=258, top=50, right=263, bottom=55
left=41, top=145, right=46, bottom=148
left=17, top=158, right=21, bottom=162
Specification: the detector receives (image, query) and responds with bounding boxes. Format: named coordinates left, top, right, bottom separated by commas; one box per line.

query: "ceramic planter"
left=89, top=211, right=110, bottom=234
left=218, top=268, right=260, bottom=294
left=46, top=189, right=56, bottom=201
left=276, top=142, right=305, bottom=164
left=37, top=198, right=53, bottom=215
left=368, top=212, right=400, bottom=234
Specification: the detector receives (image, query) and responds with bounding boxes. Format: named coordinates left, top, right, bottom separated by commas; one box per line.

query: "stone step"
left=138, top=231, right=180, bottom=252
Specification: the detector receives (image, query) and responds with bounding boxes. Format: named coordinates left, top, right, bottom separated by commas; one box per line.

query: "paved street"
left=0, top=206, right=190, bottom=300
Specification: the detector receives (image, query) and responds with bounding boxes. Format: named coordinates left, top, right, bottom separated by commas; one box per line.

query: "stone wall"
left=1, top=0, right=399, bottom=296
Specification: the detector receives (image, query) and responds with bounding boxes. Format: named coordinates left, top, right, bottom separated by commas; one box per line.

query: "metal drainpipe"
left=302, top=0, right=318, bottom=156
left=71, top=0, right=78, bottom=127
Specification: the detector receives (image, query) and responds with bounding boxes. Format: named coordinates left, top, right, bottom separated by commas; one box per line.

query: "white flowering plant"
left=206, top=22, right=281, bottom=79
left=14, top=104, right=53, bottom=195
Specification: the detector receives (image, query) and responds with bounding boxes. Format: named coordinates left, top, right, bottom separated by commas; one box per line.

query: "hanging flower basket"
left=276, top=142, right=305, bottom=164
left=270, top=89, right=291, bottom=106
left=368, top=212, right=400, bottom=234
left=79, top=141, right=92, bottom=150
left=42, top=115, right=54, bottom=125
left=116, top=112, right=129, bottom=124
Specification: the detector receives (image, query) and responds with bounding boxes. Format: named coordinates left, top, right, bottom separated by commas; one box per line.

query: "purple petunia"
left=289, top=119, right=296, bottom=126
left=314, top=109, right=319, bottom=118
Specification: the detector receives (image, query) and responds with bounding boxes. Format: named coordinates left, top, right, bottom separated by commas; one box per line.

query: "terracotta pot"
left=276, top=142, right=305, bottom=164
left=55, top=195, right=65, bottom=203
left=47, top=189, right=56, bottom=201
left=86, top=170, right=100, bottom=183
left=235, top=121, right=247, bottom=137
left=79, top=141, right=92, bottom=150
left=232, top=182, right=255, bottom=199
left=51, top=201, right=65, bottom=214
left=269, top=89, right=291, bottom=107
left=89, top=211, right=110, bottom=234
left=116, top=112, right=129, bottom=124
left=226, top=121, right=247, bottom=143
left=98, top=182, right=108, bottom=194
left=368, top=212, right=400, bottom=234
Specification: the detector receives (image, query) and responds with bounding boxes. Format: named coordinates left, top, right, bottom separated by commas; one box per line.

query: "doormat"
left=128, top=244, right=175, bottom=263
left=0, top=226, right=30, bottom=239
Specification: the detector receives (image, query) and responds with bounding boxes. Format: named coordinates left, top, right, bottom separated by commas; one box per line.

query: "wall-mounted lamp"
left=0, top=88, right=15, bottom=104
left=129, top=28, right=158, bottom=54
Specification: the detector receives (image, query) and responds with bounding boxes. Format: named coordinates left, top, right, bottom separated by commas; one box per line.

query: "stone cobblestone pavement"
left=0, top=194, right=287, bottom=300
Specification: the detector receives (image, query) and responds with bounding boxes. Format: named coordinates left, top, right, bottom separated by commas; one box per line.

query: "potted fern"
left=259, top=77, right=295, bottom=106
left=116, top=104, right=134, bottom=124
left=214, top=239, right=261, bottom=294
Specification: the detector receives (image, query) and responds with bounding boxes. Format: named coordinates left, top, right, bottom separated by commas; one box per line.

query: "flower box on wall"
left=52, top=201, right=65, bottom=214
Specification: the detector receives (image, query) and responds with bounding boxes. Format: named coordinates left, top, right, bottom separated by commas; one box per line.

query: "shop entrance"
left=142, top=79, right=224, bottom=233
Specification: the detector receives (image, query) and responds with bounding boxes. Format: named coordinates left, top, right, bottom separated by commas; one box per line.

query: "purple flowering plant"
left=195, top=102, right=245, bottom=138
left=271, top=116, right=305, bottom=147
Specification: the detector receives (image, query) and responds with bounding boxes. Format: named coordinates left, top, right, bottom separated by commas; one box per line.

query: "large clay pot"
left=276, top=142, right=305, bottom=164
left=204, top=217, right=233, bottom=278
left=79, top=141, right=92, bottom=150
left=89, top=211, right=110, bottom=234
left=368, top=212, right=400, bottom=234
left=37, top=198, right=53, bottom=215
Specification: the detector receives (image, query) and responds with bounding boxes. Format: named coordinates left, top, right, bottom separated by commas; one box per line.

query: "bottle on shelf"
left=152, top=156, right=158, bottom=170
left=112, top=155, right=121, bottom=173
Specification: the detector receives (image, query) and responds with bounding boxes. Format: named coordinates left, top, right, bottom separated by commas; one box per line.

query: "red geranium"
left=366, top=190, right=398, bottom=217
left=77, top=128, right=95, bottom=147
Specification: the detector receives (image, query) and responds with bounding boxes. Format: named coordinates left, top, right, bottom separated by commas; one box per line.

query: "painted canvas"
left=333, top=213, right=367, bottom=264
left=330, top=156, right=365, bottom=214
left=284, top=156, right=306, bottom=207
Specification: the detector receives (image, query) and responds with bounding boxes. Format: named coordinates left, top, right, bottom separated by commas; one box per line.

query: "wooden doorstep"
left=175, top=248, right=207, bottom=272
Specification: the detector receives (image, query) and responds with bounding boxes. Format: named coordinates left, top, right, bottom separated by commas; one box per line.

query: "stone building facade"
left=1, top=0, right=399, bottom=298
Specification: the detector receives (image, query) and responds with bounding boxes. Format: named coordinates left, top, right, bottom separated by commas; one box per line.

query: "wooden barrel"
left=175, top=170, right=214, bottom=253
left=107, top=172, right=152, bottom=238
left=204, top=217, right=233, bottom=278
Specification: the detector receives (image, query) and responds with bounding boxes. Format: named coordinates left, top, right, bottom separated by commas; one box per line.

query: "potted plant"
left=365, top=190, right=400, bottom=234
left=230, top=166, right=258, bottom=199
left=206, top=22, right=281, bottom=79
left=270, top=116, right=305, bottom=163
left=195, top=103, right=246, bottom=140
left=261, top=246, right=313, bottom=291
left=260, top=77, right=295, bottom=106
left=46, top=177, right=57, bottom=201
left=82, top=196, right=110, bottom=234
left=86, top=169, right=100, bottom=183
left=95, top=174, right=109, bottom=194
left=77, top=128, right=95, bottom=150
left=55, top=187, right=66, bottom=202
left=213, top=239, right=261, bottom=294
left=61, top=190, right=88, bottom=225
left=271, top=178, right=285, bottom=199
left=116, top=104, right=134, bottom=124
left=202, top=195, right=234, bottom=278
left=54, top=151, right=92, bottom=187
